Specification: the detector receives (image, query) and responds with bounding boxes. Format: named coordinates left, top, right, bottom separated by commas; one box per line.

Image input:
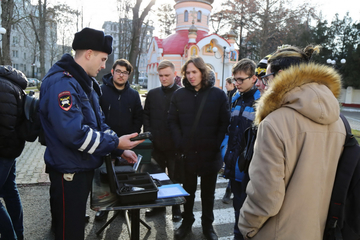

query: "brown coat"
left=238, top=63, right=346, bottom=239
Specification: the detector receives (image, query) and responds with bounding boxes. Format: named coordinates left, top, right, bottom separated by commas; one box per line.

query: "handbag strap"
left=190, top=87, right=212, bottom=138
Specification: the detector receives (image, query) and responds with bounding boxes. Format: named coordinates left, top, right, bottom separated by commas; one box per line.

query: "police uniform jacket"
left=39, top=54, right=122, bottom=173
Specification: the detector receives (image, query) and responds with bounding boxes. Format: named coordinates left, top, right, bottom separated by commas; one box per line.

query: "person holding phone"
left=39, top=28, right=143, bottom=239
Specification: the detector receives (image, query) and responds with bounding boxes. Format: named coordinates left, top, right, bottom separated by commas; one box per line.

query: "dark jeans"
left=182, top=170, right=218, bottom=227
left=48, top=168, right=94, bottom=240
left=152, top=149, right=176, bottom=182
left=230, top=179, right=247, bottom=240
left=0, top=157, right=23, bottom=240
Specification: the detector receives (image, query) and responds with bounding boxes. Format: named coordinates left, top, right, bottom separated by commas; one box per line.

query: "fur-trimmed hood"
left=255, top=62, right=342, bottom=125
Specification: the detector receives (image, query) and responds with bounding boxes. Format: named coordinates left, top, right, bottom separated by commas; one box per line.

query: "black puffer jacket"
left=100, top=73, right=143, bottom=136
left=168, top=79, right=230, bottom=176
left=143, top=84, right=180, bottom=152
left=227, top=88, right=237, bottom=107
left=0, top=66, right=27, bottom=159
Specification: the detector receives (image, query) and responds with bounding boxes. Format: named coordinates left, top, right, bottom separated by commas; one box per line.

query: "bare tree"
left=209, top=11, right=228, bottom=35
left=52, top=4, right=80, bottom=56
left=211, top=0, right=257, bottom=59
left=116, top=0, right=133, bottom=60
left=1, top=0, right=15, bottom=65
left=28, top=0, right=48, bottom=79
left=134, top=20, right=152, bottom=82
left=213, top=0, right=318, bottom=59
left=128, top=0, right=156, bottom=84
left=157, top=4, right=175, bottom=38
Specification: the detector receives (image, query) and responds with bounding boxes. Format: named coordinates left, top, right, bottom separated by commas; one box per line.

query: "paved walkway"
left=16, top=141, right=48, bottom=184
left=15, top=105, right=360, bottom=185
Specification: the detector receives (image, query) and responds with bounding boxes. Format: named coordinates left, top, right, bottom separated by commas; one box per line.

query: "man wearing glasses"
left=97, top=59, right=143, bottom=220
left=100, top=59, right=143, bottom=139
left=223, top=58, right=260, bottom=240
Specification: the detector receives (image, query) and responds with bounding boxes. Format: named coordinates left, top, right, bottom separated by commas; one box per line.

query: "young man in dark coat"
left=143, top=60, right=181, bottom=221
left=96, top=59, right=143, bottom=220
left=168, top=56, right=230, bottom=240
left=0, top=66, right=27, bottom=240
left=223, top=59, right=260, bottom=240
left=100, top=59, right=143, bottom=137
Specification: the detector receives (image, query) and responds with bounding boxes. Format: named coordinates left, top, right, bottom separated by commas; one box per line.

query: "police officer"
left=39, top=28, right=144, bottom=240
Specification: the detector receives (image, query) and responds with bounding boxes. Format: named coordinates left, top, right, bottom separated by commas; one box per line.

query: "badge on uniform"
left=63, top=71, right=73, bottom=78
left=58, top=91, right=72, bottom=111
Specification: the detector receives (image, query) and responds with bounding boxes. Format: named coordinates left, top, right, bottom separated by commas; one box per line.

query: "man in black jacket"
left=97, top=59, right=143, bottom=220
left=168, top=57, right=230, bottom=240
left=0, top=66, right=27, bottom=240
left=100, top=59, right=143, bottom=137
left=143, top=60, right=181, bottom=221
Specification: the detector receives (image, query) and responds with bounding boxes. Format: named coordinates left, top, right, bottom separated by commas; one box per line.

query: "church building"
left=146, top=0, right=238, bottom=90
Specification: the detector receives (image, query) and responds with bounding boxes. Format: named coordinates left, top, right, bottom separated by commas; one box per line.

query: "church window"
left=184, top=10, right=188, bottom=22
left=197, top=11, right=202, bottom=22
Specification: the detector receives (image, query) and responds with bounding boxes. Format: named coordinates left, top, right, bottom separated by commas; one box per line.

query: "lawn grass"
left=139, top=89, right=148, bottom=95
left=352, top=129, right=360, bottom=144
left=25, top=86, right=39, bottom=94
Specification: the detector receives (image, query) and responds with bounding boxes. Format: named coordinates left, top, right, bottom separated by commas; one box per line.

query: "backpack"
left=17, top=90, right=41, bottom=142
left=323, top=114, right=360, bottom=240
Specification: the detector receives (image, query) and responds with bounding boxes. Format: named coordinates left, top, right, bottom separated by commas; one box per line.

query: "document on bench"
left=150, top=173, right=170, bottom=181
left=157, top=184, right=190, bottom=199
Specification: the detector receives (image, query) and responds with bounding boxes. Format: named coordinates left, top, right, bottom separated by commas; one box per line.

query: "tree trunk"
left=38, top=0, right=47, bottom=79
left=128, top=0, right=155, bottom=84
left=1, top=0, right=14, bottom=65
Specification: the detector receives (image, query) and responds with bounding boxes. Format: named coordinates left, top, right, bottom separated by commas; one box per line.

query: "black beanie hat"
left=255, top=54, right=271, bottom=77
left=72, top=28, right=113, bottom=55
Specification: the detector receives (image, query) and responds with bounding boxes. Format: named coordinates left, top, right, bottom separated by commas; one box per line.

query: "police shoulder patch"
left=58, top=91, right=72, bottom=111
left=63, top=71, right=73, bottom=77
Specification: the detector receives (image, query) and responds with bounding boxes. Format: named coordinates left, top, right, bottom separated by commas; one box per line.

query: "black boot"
left=202, top=225, right=218, bottom=240
left=222, top=185, right=232, bottom=204
left=172, top=205, right=182, bottom=222
left=174, top=217, right=195, bottom=239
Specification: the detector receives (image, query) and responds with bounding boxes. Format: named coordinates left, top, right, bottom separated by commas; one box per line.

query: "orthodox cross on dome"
left=190, top=8, right=197, bottom=23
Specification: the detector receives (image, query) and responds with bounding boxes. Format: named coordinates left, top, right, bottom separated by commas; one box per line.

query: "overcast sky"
left=57, top=0, right=360, bottom=37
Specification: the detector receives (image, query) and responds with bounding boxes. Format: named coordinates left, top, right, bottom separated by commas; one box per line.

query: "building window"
left=24, top=53, right=26, bottom=59
left=12, top=50, right=18, bottom=58
left=197, top=11, right=202, bottom=22
left=184, top=11, right=188, bottom=22
left=12, top=36, right=19, bottom=46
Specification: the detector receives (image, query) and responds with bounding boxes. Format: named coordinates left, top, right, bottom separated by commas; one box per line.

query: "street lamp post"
left=213, top=45, right=235, bottom=89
